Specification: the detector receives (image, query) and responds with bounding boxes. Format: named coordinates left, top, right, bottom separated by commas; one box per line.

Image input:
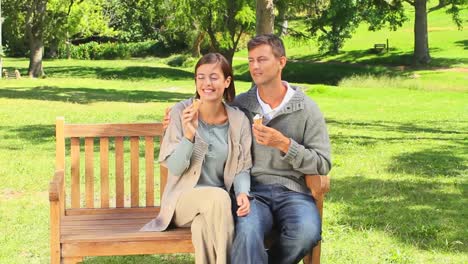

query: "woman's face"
left=195, top=63, right=231, bottom=103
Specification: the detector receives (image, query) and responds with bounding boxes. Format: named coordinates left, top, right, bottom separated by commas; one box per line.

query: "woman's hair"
left=247, top=34, right=286, bottom=58
left=194, top=53, right=235, bottom=103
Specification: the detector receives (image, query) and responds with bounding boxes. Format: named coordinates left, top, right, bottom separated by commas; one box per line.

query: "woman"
left=141, top=53, right=252, bottom=264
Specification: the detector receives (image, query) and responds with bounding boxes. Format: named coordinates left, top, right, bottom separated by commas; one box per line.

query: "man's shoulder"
left=232, top=91, right=250, bottom=108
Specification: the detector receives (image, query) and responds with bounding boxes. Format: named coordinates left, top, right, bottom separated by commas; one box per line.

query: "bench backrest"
left=55, top=117, right=167, bottom=214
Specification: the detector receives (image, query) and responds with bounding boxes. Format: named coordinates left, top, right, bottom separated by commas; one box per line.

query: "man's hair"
left=247, top=34, right=286, bottom=58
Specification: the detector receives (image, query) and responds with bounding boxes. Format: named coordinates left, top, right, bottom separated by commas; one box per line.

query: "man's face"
left=248, top=44, right=286, bottom=87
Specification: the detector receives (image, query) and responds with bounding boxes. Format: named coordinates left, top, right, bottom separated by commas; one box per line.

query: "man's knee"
left=283, top=218, right=321, bottom=248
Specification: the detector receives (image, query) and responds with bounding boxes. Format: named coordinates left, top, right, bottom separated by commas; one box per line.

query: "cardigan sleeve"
left=233, top=114, right=252, bottom=196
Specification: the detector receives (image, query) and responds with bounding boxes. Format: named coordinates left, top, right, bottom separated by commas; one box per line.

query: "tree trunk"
left=191, top=31, right=205, bottom=57
left=413, top=0, right=431, bottom=65
left=26, top=0, right=47, bottom=77
left=277, top=2, right=288, bottom=37
left=256, top=0, right=274, bottom=35
left=29, top=39, right=44, bottom=77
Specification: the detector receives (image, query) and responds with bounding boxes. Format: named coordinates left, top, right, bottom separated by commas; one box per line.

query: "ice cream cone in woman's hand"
left=192, top=99, right=201, bottom=112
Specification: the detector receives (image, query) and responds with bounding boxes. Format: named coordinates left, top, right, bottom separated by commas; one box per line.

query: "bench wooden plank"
left=63, top=211, right=159, bottom=220
left=100, top=137, right=110, bottom=208
left=115, top=137, right=124, bottom=208
left=145, top=136, right=155, bottom=206
left=65, top=207, right=159, bottom=216
left=130, top=136, right=139, bottom=207
left=70, top=138, right=80, bottom=209
left=64, top=123, right=163, bottom=137
left=85, top=137, right=94, bottom=208
left=62, top=240, right=194, bottom=257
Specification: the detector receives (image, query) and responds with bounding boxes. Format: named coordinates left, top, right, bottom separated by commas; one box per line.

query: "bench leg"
left=303, top=241, right=321, bottom=264
left=62, top=257, right=83, bottom=264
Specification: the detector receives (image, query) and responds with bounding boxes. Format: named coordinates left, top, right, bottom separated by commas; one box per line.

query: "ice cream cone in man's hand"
left=253, top=114, right=263, bottom=126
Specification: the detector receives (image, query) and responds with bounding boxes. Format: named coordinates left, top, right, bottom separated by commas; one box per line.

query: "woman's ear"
left=225, top=76, right=232, bottom=88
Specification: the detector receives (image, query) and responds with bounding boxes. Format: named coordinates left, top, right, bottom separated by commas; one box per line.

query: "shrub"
left=57, top=41, right=183, bottom=60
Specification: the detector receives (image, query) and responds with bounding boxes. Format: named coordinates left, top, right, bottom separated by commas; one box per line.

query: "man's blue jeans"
left=231, top=184, right=321, bottom=264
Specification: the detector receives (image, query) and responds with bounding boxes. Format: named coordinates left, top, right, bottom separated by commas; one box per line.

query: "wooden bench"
left=49, top=117, right=330, bottom=264
left=2, top=69, right=21, bottom=79
left=373, top=43, right=387, bottom=53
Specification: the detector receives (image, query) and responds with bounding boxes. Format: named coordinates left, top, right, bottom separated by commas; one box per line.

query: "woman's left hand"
left=236, top=193, right=250, bottom=217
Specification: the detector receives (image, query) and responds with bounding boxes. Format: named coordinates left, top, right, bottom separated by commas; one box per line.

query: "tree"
left=400, top=0, right=466, bottom=65
left=163, top=0, right=255, bottom=65
left=306, top=0, right=365, bottom=54
left=25, top=0, right=47, bottom=77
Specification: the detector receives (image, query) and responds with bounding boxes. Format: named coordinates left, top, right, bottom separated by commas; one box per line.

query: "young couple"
left=141, top=34, right=332, bottom=264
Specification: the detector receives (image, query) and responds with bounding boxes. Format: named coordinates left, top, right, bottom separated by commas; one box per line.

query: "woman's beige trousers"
left=173, top=187, right=234, bottom=264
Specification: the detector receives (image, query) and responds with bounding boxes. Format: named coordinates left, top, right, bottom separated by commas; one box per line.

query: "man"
left=229, top=34, right=331, bottom=264
left=164, top=34, right=331, bottom=263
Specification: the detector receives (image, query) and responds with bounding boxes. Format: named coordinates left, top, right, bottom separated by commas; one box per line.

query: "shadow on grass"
left=0, top=86, right=193, bottom=104
left=454, top=39, right=467, bottom=50
left=44, top=66, right=193, bottom=80
left=234, top=60, right=393, bottom=85
left=387, top=149, right=467, bottom=177
left=327, top=119, right=467, bottom=135
left=329, top=174, right=467, bottom=252
left=290, top=49, right=468, bottom=69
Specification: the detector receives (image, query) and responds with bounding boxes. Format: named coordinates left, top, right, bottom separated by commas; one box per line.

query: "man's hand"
left=182, top=105, right=198, bottom=141
left=162, top=107, right=171, bottom=130
left=252, top=123, right=290, bottom=154
left=236, top=193, right=250, bottom=217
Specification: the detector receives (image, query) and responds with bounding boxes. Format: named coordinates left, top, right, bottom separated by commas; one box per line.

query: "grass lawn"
left=1, top=4, right=467, bottom=264
left=1, top=56, right=466, bottom=263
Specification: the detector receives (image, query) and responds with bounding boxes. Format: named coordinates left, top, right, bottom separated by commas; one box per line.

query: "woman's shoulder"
left=225, top=104, right=250, bottom=126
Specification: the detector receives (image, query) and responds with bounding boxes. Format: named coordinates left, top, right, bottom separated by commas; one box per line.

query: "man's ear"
left=279, top=56, right=287, bottom=69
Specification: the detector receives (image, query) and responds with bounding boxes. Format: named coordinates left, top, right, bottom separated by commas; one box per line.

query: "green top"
left=166, top=119, right=250, bottom=196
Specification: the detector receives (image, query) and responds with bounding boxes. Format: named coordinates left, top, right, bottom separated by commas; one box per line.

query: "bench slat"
left=63, top=210, right=159, bottom=220
left=64, top=123, right=164, bottom=137
left=100, top=137, right=110, bottom=208
left=130, top=137, right=139, bottom=207
left=145, top=136, right=155, bottom=206
left=65, top=207, right=159, bottom=216
left=62, top=240, right=194, bottom=256
left=71, top=138, right=80, bottom=209
left=115, top=137, right=124, bottom=208
left=85, top=138, right=94, bottom=208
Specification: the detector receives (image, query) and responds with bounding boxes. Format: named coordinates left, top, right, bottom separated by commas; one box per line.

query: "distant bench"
left=2, top=69, right=22, bottom=79
left=373, top=43, right=387, bottom=53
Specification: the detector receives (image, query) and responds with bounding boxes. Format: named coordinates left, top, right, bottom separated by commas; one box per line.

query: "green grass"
left=1, top=4, right=467, bottom=264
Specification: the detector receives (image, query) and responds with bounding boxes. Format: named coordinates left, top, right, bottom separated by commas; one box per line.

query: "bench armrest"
left=305, top=175, right=330, bottom=200
left=49, top=170, right=64, bottom=202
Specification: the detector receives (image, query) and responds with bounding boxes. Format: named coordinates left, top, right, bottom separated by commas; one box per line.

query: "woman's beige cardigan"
left=141, top=98, right=252, bottom=231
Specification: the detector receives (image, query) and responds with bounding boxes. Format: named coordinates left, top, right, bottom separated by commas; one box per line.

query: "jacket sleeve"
left=233, top=115, right=252, bottom=196
left=281, top=105, right=332, bottom=176
left=158, top=103, right=190, bottom=173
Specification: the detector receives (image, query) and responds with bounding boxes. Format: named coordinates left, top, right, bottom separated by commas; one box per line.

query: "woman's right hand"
left=162, top=107, right=171, bottom=131
left=236, top=193, right=250, bottom=217
left=182, top=104, right=198, bottom=141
